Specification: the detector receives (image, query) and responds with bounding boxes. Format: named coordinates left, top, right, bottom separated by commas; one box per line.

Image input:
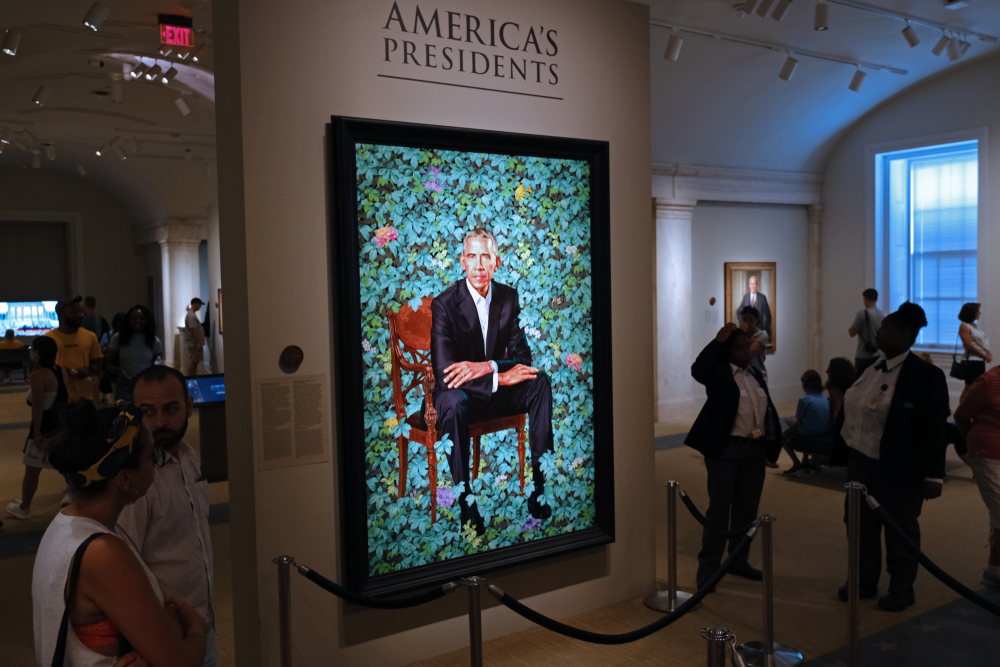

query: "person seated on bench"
left=0, top=329, right=25, bottom=384
left=782, top=370, right=831, bottom=475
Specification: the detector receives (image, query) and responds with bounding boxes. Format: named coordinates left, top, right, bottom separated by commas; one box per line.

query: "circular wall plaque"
left=279, top=345, right=304, bottom=374
left=709, top=297, right=716, bottom=306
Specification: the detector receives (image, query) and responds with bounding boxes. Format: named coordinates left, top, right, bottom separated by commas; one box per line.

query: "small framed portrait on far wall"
left=724, top=262, right=776, bottom=352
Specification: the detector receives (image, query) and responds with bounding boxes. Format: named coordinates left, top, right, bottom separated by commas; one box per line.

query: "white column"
left=655, top=200, right=696, bottom=422
left=807, top=204, right=823, bottom=371
left=155, top=220, right=208, bottom=369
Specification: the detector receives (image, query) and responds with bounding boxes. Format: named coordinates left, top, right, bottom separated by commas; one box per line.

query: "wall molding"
left=652, top=162, right=824, bottom=206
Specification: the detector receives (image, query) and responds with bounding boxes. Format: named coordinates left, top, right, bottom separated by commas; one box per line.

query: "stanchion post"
left=735, top=517, right=803, bottom=667
left=701, top=625, right=732, bottom=667
left=272, top=555, right=295, bottom=667
left=845, top=482, right=864, bottom=667
left=462, top=576, right=486, bottom=667
left=645, top=481, right=701, bottom=612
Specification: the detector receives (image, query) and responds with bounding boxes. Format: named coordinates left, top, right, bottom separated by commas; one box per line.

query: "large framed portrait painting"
left=330, top=117, right=614, bottom=595
left=725, top=262, right=777, bottom=352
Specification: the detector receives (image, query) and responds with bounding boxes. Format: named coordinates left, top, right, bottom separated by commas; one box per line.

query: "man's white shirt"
left=466, top=279, right=499, bottom=392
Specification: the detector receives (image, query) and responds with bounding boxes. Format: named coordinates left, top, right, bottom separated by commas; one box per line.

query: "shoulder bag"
left=950, top=330, right=968, bottom=380
left=861, top=310, right=880, bottom=355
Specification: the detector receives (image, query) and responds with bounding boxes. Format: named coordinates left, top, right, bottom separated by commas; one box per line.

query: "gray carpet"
left=655, top=432, right=688, bottom=451
left=802, top=585, right=1000, bottom=666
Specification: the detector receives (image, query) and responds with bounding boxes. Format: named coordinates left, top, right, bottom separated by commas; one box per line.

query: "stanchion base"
left=643, top=589, right=701, bottom=613
left=734, top=641, right=803, bottom=667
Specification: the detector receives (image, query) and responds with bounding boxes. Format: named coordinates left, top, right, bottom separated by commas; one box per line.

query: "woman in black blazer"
left=686, top=323, right=783, bottom=591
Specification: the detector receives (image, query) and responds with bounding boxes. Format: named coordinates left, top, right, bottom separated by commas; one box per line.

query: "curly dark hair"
left=120, top=304, right=157, bottom=349
left=47, top=400, right=146, bottom=497
left=31, top=336, right=58, bottom=370
left=825, top=357, right=856, bottom=394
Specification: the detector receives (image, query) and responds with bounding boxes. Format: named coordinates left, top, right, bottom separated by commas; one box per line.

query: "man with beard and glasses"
left=44, top=296, right=103, bottom=403
left=118, top=365, right=218, bottom=667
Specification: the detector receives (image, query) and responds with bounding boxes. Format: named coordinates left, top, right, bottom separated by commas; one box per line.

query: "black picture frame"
left=330, top=116, right=614, bottom=595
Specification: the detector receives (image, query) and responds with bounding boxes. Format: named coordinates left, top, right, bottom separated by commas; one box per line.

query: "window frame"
left=865, top=128, right=990, bottom=352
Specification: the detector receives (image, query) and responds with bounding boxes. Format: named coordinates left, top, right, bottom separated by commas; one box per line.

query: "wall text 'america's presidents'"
left=382, top=2, right=559, bottom=85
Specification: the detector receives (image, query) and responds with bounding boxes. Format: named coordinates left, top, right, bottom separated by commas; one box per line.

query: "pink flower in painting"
left=565, top=353, right=583, bottom=372
left=374, top=226, right=398, bottom=248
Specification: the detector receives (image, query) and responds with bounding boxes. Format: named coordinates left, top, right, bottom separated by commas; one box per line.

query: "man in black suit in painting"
left=738, top=275, right=771, bottom=338
left=430, top=228, right=554, bottom=534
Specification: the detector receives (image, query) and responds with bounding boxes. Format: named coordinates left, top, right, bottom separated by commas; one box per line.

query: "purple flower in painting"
left=423, top=179, right=443, bottom=193
left=436, top=487, right=456, bottom=509
left=522, top=517, right=542, bottom=532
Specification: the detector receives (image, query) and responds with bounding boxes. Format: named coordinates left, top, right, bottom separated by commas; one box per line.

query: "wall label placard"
left=379, top=2, right=562, bottom=99
left=255, top=374, right=331, bottom=471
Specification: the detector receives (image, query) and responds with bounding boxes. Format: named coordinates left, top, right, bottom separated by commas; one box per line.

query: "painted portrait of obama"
left=430, top=227, right=554, bottom=535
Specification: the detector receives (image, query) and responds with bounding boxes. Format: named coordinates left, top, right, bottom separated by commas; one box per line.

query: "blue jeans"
left=202, top=624, right=218, bottom=667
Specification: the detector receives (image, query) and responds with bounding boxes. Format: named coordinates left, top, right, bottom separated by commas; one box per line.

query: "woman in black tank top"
left=6, top=337, right=69, bottom=520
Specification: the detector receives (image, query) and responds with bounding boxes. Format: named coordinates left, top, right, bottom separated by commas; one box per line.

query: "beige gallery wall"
left=213, top=0, right=654, bottom=664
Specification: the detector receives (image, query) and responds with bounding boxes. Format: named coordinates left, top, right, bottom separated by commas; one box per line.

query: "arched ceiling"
left=639, top=0, right=1000, bottom=173
left=0, top=1, right=217, bottom=224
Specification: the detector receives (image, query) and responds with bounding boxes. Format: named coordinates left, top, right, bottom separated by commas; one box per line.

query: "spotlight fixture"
left=0, top=127, right=12, bottom=144
left=757, top=0, right=777, bottom=17
left=128, top=62, right=148, bottom=80
left=742, top=0, right=761, bottom=16
left=158, top=46, right=174, bottom=57
left=83, top=1, right=110, bottom=31
left=778, top=55, right=798, bottom=81
left=771, top=0, right=793, bottom=21
left=663, top=33, right=683, bottom=61
left=946, top=36, right=962, bottom=60
left=932, top=32, right=950, bottom=56
left=175, top=97, right=192, bottom=117
left=112, top=140, right=127, bottom=160
left=77, top=165, right=87, bottom=177
left=127, top=137, right=140, bottom=153
left=2, top=29, right=20, bottom=56
left=96, top=144, right=109, bottom=156
left=849, top=68, right=866, bottom=92
left=902, top=23, right=920, bottom=47
left=45, top=144, right=55, bottom=161
left=815, top=2, right=829, bottom=31
left=176, top=46, right=192, bottom=60
left=31, top=150, right=41, bottom=169
left=957, top=38, right=972, bottom=57
left=32, top=84, right=51, bottom=106
left=20, top=129, right=35, bottom=144
left=12, top=138, right=27, bottom=151
left=144, top=64, right=163, bottom=81
left=161, top=67, right=179, bottom=84
left=190, top=46, right=206, bottom=62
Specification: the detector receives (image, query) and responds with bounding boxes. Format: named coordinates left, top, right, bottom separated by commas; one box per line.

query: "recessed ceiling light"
left=83, top=2, right=110, bottom=31
left=2, top=29, right=20, bottom=56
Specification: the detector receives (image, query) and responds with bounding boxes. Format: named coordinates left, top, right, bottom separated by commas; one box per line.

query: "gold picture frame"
left=724, top=262, right=776, bottom=352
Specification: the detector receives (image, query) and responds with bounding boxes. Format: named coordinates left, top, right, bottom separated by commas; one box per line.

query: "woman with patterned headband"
left=32, top=400, right=207, bottom=667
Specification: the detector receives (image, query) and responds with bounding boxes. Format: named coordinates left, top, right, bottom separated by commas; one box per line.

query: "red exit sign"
left=161, top=24, right=194, bottom=47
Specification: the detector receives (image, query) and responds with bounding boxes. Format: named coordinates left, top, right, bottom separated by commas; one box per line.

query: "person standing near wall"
left=107, top=305, right=164, bottom=402
left=686, top=322, right=783, bottom=592
left=849, top=288, right=884, bottom=378
left=837, top=302, right=949, bottom=612
left=44, top=297, right=102, bottom=404
left=119, top=365, right=218, bottom=667
left=80, top=296, right=109, bottom=342
left=185, top=298, right=206, bottom=377
left=958, top=302, right=992, bottom=404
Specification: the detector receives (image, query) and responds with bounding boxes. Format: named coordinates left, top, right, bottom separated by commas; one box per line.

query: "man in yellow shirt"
left=45, top=297, right=102, bottom=402
left=0, top=329, right=26, bottom=384
left=0, top=329, right=24, bottom=349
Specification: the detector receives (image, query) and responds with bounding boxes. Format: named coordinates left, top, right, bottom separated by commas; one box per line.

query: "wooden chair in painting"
left=387, top=297, right=527, bottom=523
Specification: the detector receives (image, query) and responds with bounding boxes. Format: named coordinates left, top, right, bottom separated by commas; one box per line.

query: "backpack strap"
left=51, top=532, right=106, bottom=667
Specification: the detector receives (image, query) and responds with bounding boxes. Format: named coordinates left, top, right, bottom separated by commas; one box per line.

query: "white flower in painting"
left=495, top=473, right=508, bottom=487
left=362, top=340, right=374, bottom=353
left=567, top=456, right=584, bottom=471
left=564, top=245, right=578, bottom=255
left=524, top=327, right=542, bottom=339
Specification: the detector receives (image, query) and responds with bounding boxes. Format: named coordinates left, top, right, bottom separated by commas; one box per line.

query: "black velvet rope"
left=679, top=490, right=757, bottom=539
left=872, top=503, right=1000, bottom=618
left=489, top=529, right=756, bottom=645
left=298, top=566, right=450, bottom=609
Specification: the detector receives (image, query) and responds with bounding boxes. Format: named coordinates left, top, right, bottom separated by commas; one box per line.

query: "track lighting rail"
left=824, top=0, right=997, bottom=43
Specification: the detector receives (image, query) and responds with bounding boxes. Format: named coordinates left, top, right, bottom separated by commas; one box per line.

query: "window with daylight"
left=875, top=140, right=979, bottom=348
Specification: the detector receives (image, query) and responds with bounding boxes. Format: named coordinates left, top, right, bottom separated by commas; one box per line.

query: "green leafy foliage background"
left=356, top=143, right=595, bottom=576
